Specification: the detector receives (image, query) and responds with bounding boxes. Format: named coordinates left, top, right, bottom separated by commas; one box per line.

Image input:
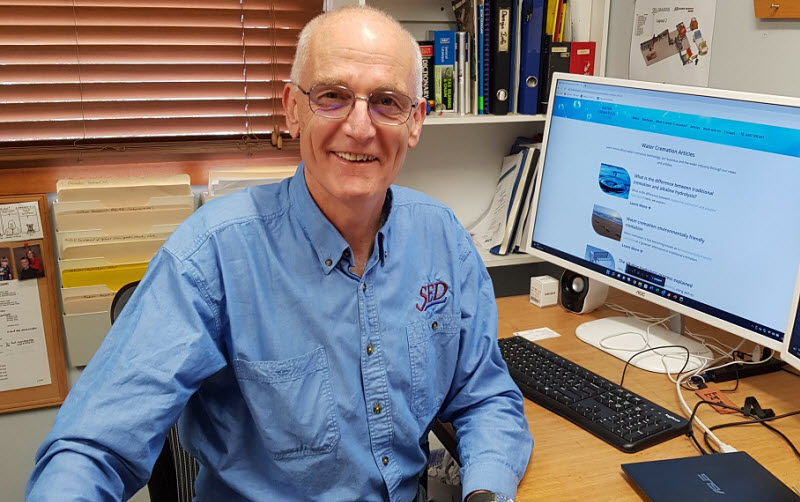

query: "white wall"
left=606, top=0, right=800, bottom=98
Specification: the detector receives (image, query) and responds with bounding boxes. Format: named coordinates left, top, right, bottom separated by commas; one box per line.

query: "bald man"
left=27, top=7, right=531, bottom=502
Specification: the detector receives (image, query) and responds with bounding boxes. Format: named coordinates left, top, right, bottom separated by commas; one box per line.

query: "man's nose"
left=344, top=96, right=376, bottom=140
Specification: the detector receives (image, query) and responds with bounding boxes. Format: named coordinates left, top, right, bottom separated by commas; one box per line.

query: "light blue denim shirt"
left=27, top=165, right=532, bottom=501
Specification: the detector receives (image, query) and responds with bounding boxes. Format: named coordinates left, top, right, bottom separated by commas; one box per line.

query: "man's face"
left=283, top=15, right=425, bottom=210
left=20, top=258, right=29, bottom=269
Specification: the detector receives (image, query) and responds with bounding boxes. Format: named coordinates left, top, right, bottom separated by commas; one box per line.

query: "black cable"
left=720, top=370, right=740, bottom=393
left=688, top=399, right=800, bottom=461
left=704, top=410, right=800, bottom=461
left=760, top=422, right=800, bottom=460
left=620, top=345, right=691, bottom=387
left=687, top=431, right=709, bottom=455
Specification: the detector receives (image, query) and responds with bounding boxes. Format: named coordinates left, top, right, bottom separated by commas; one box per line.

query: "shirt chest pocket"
left=233, top=347, right=340, bottom=459
left=406, top=314, right=460, bottom=419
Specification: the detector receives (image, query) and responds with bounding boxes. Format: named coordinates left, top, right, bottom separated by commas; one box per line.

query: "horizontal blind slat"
left=2, top=81, right=288, bottom=102
left=0, top=45, right=296, bottom=64
left=2, top=63, right=291, bottom=83
left=0, top=6, right=317, bottom=27
left=0, top=99, right=285, bottom=121
left=0, top=0, right=322, bottom=11
left=0, top=116, right=289, bottom=142
left=0, top=26, right=301, bottom=45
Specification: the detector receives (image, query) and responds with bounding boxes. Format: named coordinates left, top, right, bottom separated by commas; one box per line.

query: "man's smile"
left=333, top=151, right=378, bottom=162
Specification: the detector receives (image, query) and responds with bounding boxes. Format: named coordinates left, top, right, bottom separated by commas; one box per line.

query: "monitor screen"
left=524, top=74, right=800, bottom=353
left=782, top=267, right=800, bottom=371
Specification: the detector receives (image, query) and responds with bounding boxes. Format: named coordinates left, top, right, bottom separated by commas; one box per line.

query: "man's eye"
left=321, top=91, right=346, bottom=100
left=374, top=95, right=401, bottom=108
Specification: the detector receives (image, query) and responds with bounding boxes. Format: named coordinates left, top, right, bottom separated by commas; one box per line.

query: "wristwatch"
left=466, top=491, right=514, bottom=502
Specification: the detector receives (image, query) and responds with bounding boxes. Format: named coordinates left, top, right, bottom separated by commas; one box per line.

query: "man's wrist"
left=465, top=490, right=514, bottom=502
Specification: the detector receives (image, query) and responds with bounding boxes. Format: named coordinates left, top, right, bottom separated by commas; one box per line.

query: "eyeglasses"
left=295, top=83, right=418, bottom=126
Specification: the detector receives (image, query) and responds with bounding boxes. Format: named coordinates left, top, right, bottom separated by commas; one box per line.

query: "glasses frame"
left=294, top=83, right=419, bottom=126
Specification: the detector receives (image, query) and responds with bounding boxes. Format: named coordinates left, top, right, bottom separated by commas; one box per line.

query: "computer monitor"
left=523, top=73, right=800, bottom=373
left=781, top=266, right=800, bottom=372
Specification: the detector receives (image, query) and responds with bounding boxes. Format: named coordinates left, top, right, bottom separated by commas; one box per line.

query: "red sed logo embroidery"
left=416, top=281, right=449, bottom=312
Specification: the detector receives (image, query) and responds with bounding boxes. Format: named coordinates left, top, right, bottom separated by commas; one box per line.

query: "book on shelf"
left=517, top=0, right=546, bottom=115
left=483, top=0, right=492, bottom=114
left=490, top=0, right=512, bottom=115
left=568, top=41, right=595, bottom=75
left=418, top=40, right=436, bottom=113
left=469, top=138, right=541, bottom=256
left=457, top=31, right=469, bottom=115
left=431, top=30, right=456, bottom=113
left=496, top=140, right=540, bottom=255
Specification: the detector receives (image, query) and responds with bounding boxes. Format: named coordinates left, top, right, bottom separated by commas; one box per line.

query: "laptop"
left=622, top=452, right=799, bottom=501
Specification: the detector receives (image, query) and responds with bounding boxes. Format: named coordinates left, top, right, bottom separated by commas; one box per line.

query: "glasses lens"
left=368, top=91, right=412, bottom=125
left=309, top=85, right=354, bottom=118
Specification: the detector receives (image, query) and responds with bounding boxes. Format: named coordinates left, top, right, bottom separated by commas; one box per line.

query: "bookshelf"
left=424, top=114, right=546, bottom=126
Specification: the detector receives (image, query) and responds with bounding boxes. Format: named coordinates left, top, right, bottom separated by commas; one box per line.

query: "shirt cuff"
left=460, top=460, right=520, bottom=501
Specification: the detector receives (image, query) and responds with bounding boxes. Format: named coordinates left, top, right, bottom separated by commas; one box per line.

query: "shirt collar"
left=289, top=163, right=393, bottom=275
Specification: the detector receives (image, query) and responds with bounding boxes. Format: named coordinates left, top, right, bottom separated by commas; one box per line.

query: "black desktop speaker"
left=559, top=270, right=609, bottom=314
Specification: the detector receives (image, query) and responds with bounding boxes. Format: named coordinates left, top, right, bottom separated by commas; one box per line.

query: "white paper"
left=514, top=327, right=562, bottom=342
left=469, top=151, right=524, bottom=250
left=629, top=0, right=716, bottom=87
left=0, top=280, right=52, bottom=392
left=0, top=201, right=44, bottom=242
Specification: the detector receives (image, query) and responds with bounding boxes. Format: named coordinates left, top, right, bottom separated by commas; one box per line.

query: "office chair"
left=110, top=281, right=460, bottom=502
left=110, top=281, right=199, bottom=502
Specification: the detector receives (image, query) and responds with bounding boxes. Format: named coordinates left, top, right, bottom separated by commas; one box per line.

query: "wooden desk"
left=496, top=291, right=800, bottom=501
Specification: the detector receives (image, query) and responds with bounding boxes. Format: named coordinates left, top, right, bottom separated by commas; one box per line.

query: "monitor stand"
left=576, top=316, right=713, bottom=374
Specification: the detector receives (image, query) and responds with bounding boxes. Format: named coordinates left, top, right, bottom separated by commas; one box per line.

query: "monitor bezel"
left=522, top=72, right=800, bottom=352
left=781, top=266, right=800, bottom=371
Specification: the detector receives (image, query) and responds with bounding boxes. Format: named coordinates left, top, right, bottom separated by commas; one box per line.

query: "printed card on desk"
left=514, top=327, right=562, bottom=342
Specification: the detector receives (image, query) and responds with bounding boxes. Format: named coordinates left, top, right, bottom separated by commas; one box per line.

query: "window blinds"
left=0, top=0, right=322, bottom=147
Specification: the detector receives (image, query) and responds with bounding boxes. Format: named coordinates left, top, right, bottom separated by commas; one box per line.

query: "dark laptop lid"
left=622, top=452, right=798, bottom=502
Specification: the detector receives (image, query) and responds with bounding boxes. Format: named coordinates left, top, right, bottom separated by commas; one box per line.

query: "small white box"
left=530, top=275, right=559, bottom=307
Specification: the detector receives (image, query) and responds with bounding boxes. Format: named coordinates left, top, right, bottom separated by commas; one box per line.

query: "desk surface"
left=496, top=291, right=800, bottom=501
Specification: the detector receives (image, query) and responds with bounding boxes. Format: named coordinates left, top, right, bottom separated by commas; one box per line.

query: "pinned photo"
left=0, top=247, right=13, bottom=281
left=591, top=205, right=623, bottom=241
left=13, top=244, right=44, bottom=281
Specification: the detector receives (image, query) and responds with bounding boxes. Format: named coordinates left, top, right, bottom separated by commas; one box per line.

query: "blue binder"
left=517, top=0, right=545, bottom=114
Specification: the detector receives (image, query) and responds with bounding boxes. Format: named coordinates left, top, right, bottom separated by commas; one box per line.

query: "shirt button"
left=325, top=259, right=332, bottom=266
left=382, top=456, right=389, bottom=466
left=366, top=343, right=374, bottom=355
left=362, top=283, right=367, bottom=292
left=431, top=321, right=438, bottom=330
left=373, top=402, right=382, bottom=414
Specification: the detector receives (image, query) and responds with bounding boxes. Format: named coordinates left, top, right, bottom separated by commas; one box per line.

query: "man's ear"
left=407, top=97, right=427, bottom=149
left=283, top=82, right=301, bottom=138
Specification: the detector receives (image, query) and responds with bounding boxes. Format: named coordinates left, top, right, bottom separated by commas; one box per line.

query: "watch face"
left=469, top=493, right=514, bottom=502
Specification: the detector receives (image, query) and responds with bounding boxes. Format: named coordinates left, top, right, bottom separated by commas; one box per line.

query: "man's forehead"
left=302, top=15, right=415, bottom=91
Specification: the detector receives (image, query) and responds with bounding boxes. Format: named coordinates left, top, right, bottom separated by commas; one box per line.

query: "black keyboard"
left=498, top=336, right=691, bottom=453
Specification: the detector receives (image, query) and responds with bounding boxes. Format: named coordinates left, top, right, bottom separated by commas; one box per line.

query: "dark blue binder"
left=517, top=0, right=545, bottom=115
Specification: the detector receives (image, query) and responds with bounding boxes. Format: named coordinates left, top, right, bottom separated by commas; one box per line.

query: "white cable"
left=675, top=369, right=737, bottom=452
